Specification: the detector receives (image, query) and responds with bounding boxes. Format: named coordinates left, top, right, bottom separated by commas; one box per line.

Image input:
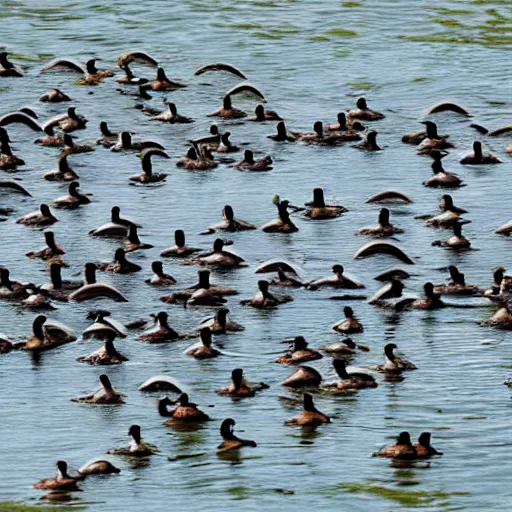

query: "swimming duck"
left=188, top=124, right=221, bottom=148
left=326, top=359, right=378, bottom=390
left=424, top=195, right=468, bottom=227
left=403, top=120, right=450, bottom=146
left=82, top=310, right=128, bottom=339
left=176, top=147, right=218, bottom=170
left=159, top=394, right=210, bottom=423
left=353, top=130, right=382, bottom=151
left=68, top=263, right=128, bottom=302
left=348, top=97, right=384, bottom=121
left=208, top=94, right=246, bottom=118
left=417, top=121, right=455, bottom=154
left=116, top=63, right=149, bottom=85
left=16, top=204, right=58, bottom=227
left=0, top=127, right=24, bottom=169
left=368, top=279, right=405, bottom=305
left=111, top=131, right=164, bottom=152
left=61, top=133, right=94, bottom=155
left=0, top=268, right=33, bottom=299
left=213, top=132, right=240, bottom=153
left=78, top=459, right=120, bottom=476
left=53, top=181, right=90, bottom=209
left=200, top=308, right=245, bottom=334
left=48, top=106, right=87, bottom=133
left=76, top=334, right=128, bottom=365
left=285, top=393, right=330, bottom=427
left=432, top=222, right=471, bottom=249
left=261, top=199, right=298, bottom=233
left=26, top=231, right=65, bottom=261
left=38, top=263, right=81, bottom=301
left=24, top=315, right=76, bottom=351
left=108, top=425, right=158, bottom=457
left=374, top=432, right=416, bottom=459
left=332, top=306, right=364, bottom=334
left=72, top=374, right=124, bottom=404
left=98, top=248, right=142, bottom=274
left=75, top=59, right=114, bottom=85
left=423, top=156, right=462, bottom=188
left=96, top=122, right=119, bottom=148
left=433, top=266, right=479, bottom=296
left=326, top=112, right=364, bottom=136
left=483, top=267, right=506, bottom=298
left=319, top=336, right=370, bottom=356
left=460, top=141, right=502, bottom=165
left=151, top=102, right=193, bottom=123
left=123, top=225, right=153, bottom=252
left=297, top=121, right=349, bottom=145
left=217, top=418, right=257, bottom=453
left=249, top=104, right=282, bottom=122
left=201, top=205, right=257, bottom=234
left=44, top=153, right=79, bottom=182
left=22, top=288, right=57, bottom=310
left=149, top=67, right=186, bottom=90
left=184, top=327, right=221, bottom=358
left=415, top=432, right=443, bottom=458
left=483, top=303, right=512, bottom=330
left=235, top=149, right=273, bottom=171
left=89, top=206, right=140, bottom=238
left=160, top=230, right=201, bottom=257
left=145, top=261, right=176, bottom=286
left=305, top=188, right=347, bottom=219
left=357, top=208, right=403, bottom=236
left=0, top=52, right=23, bottom=77
left=276, top=336, right=323, bottom=365
left=34, top=461, right=81, bottom=491
left=269, top=269, right=305, bottom=287
left=308, top=265, right=364, bottom=290
left=138, top=312, right=181, bottom=343
left=240, top=280, right=293, bottom=308
left=40, top=88, right=71, bottom=103
left=371, top=343, right=417, bottom=372
left=185, top=238, right=245, bottom=268
left=34, top=124, right=65, bottom=147
left=282, top=365, right=322, bottom=388
left=268, top=121, right=297, bottom=142
left=410, top=282, right=445, bottom=310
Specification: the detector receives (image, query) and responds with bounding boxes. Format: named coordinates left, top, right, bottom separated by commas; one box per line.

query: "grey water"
left=0, top=0, right=511, bottom=510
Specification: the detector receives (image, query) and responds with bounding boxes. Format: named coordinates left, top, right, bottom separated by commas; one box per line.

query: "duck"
left=213, top=132, right=240, bottom=153
left=268, top=121, right=297, bottom=142
left=282, top=365, right=322, bottom=388
left=24, top=315, right=76, bottom=351
left=184, top=327, right=221, bottom=358
left=160, top=230, right=201, bottom=258
left=176, top=147, right=218, bottom=170
left=208, top=94, right=246, bottom=118
left=297, top=122, right=350, bottom=145
left=53, top=181, right=90, bottom=209
left=374, top=267, right=411, bottom=282
left=332, top=306, right=364, bottom=334
left=82, top=310, right=128, bottom=339
left=122, top=225, right=153, bottom=252
left=159, top=394, right=210, bottom=423
left=374, top=432, right=416, bottom=459
left=26, top=231, right=65, bottom=261
left=48, top=106, right=87, bottom=133
left=368, top=279, right=405, bottom=305
left=415, top=433, right=443, bottom=458
left=0, top=268, right=32, bottom=299
left=235, top=149, right=273, bottom=171
left=78, top=459, right=120, bottom=476
left=353, top=130, right=382, bottom=151
left=326, top=112, right=364, bottom=136
left=188, top=124, right=221, bottom=148
left=305, top=188, right=347, bottom=219
left=108, top=425, right=158, bottom=457
left=68, top=263, right=128, bottom=302
left=432, top=221, right=471, bottom=249
left=275, top=336, right=323, bottom=365
left=0, top=52, right=23, bottom=77
left=460, top=141, right=502, bottom=165
left=138, top=312, right=181, bottom=343
left=319, top=336, right=370, bottom=356
left=145, top=261, right=176, bottom=286
left=111, top=131, right=164, bottom=152
left=240, top=280, right=293, bottom=308
left=40, top=264, right=82, bottom=301
left=44, top=153, right=79, bottom=182
left=89, top=206, right=140, bottom=238
left=116, top=63, right=149, bottom=85
left=61, top=133, right=94, bottom=155
left=249, top=104, right=282, bottom=122
left=22, top=288, right=56, bottom=311
left=218, top=418, right=257, bottom=453
left=261, top=199, right=298, bottom=233
left=410, top=282, right=445, bottom=310
left=433, top=266, right=479, bottom=296
left=424, top=195, right=468, bottom=228
left=0, top=127, right=24, bottom=169
left=371, top=343, right=417, bottom=372
left=417, top=121, right=455, bottom=154
left=16, top=204, right=57, bottom=227
left=34, top=124, right=65, bottom=147
left=40, top=88, right=71, bottom=103
left=357, top=208, right=403, bottom=236
left=76, top=334, right=128, bottom=365
left=200, top=308, right=245, bottom=334
left=216, top=368, right=269, bottom=398
left=149, top=67, right=186, bottom=90
left=484, top=303, right=512, bottom=330
left=423, top=155, right=462, bottom=188
left=96, top=122, right=119, bottom=147
left=325, top=359, right=378, bottom=390
left=308, top=265, right=364, bottom=290
left=185, top=238, right=245, bottom=268
left=151, top=101, right=193, bottom=123
left=285, top=393, right=330, bottom=427
left=348, top=97, right=384, bottom=121
left=269, top=269, right=305, bottom=287
left=72, top=374, right=124, bottom=405
left=98, top=248, right=142, bottom=274
left=402, top=120, right=450, bottom=146
left=34, top=461, right=81, bottom=491
left=483, top=267, right=506, bottom=298
left=201, top=205, right=256, bottom=234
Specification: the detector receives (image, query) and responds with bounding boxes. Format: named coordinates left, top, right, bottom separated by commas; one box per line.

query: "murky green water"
left=0, top=1, right=511, bottom=511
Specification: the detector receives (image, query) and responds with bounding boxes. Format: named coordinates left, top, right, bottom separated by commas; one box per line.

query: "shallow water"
left=0, top=1, right=512, bottom=510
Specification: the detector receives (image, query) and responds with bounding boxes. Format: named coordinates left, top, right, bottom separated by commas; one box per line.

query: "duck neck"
left=50, top=265, right=62, bottom=289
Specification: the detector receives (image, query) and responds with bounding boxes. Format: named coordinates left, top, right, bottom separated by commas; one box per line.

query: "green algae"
left=0, top=503, right=85, bottom=512
left=325, top=28, right=358, bottom=37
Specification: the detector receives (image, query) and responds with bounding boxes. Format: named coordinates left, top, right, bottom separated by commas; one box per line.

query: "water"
left=0, top=1, right=511, bottom=510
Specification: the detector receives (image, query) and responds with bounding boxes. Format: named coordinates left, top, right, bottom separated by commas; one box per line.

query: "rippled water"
left=0, top=1, right=511, bottom=510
